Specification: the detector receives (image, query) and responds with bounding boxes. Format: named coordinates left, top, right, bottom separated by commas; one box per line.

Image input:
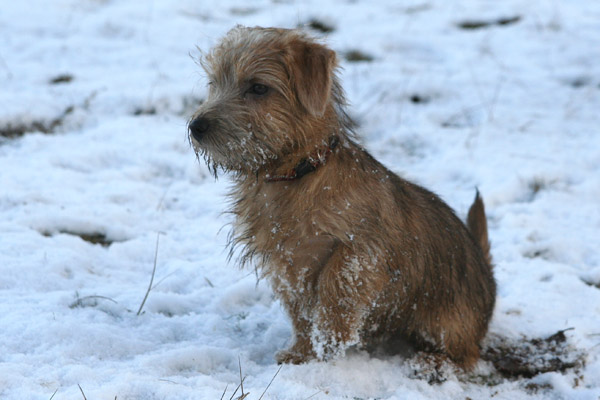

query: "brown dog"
left=189, top=26, right=496, bottom=370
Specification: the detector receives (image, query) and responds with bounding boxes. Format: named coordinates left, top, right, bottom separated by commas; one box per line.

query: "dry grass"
left=69, top=294, right=118, bottom=309
left=137, top=232, right=162, bottom=316
left=220, top=361, right=282, bottom=400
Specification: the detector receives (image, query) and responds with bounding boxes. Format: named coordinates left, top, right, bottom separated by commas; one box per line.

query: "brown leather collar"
left=265, top=136, right=339, bottom=182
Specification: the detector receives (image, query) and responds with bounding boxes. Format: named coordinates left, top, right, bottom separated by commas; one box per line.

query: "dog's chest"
left=233, top=180, right=337, bottom=268
left=237, top=181, right=309, bottom=230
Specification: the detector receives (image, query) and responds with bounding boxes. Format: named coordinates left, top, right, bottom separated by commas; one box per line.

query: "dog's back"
left=344, top=150, right=496, bottom=369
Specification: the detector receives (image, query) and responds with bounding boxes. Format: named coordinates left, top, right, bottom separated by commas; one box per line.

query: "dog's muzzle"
left=189, top=117, right=211, bottom=141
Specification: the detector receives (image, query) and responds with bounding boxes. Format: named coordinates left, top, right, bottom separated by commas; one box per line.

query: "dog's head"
left=189, top=26, right=343, bottom=176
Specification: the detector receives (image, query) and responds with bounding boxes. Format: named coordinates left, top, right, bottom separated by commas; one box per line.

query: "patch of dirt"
left=568, top=77, right=591, bottom=88
left=0, top=105, right=74, bottom=138
left=528, top=177, right=547, bottom=198
left=524, top=382, right=554, bottom=394
left=523, top=248, right=553, bottom=260
left=440, top=108, right=481, bottom=129
left=457, top=16, right=521, bottom=30
left=409, top=94, right=431, bottom=104
left=305, top=18, right=335, bottom=33
left=133, top=106, right=157, bottom=116
left=49, top=73, right=74, bottom=84
left=403, top=4, right=432, bottom=15
left=41, top=230, right=122, bottom=247
left=516, top=176, right=562, bottom=203
left=581, top=277, right=600, bottom=289
left=229, top=7, right=258, bottom=16
left=482, top=329, right=583, bottom=379
left=561, top=76, right=597, bottom=89
left=344, top=50, right=374, bottom=62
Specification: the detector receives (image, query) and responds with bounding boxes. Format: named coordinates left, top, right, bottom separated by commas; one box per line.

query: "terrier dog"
left=189, top=26, right=496, bottom=370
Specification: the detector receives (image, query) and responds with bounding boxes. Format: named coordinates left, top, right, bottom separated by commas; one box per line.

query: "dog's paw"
left=275, top=349, right=314, bottom=364
left=406, top=353, right=458, bottom=384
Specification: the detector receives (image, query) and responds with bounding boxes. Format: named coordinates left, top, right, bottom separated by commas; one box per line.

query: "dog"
left=188, top=26, right=496, bottom=370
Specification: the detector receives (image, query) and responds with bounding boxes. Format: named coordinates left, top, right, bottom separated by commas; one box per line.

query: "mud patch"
left=523, top=248, right=553, bottom=260
left=518, top=176, right=565, bottom=203
left=49, top=73, right=74, bottom=85
left=482, top=329, right=583, bottom=379
left=41, top=230, right=124, bottom=247
left=409, top=94, right=432, bottom=104
left=305, top=18, right=335, bottom=33
left=395, top=329, right=583, bottom=385
left=561, top=76, right=594, bottom=89
left=229, top=7, right=258, bottom=16
left=133, top=106, right=157, bottom=116
left=0, top=105, right=74, bottom=138
left=581, top=277, right=600, bottom=289
left=344, top=50, right=374, bottom=62
left=457, top=16, right=521, bottom=30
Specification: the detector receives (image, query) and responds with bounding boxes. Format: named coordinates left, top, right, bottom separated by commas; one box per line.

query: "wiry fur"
left=189, top=26, right=496, bottom=370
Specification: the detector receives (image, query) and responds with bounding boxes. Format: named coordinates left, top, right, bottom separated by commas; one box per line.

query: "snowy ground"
left=1, top=0, right=599, bottom=399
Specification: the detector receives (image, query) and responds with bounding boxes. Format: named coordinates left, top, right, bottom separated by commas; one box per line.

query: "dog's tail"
left=467, top=190, right=492, bottom=266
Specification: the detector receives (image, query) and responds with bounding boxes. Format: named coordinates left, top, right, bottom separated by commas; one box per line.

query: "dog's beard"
left=191, top=130, right=278, bottom=177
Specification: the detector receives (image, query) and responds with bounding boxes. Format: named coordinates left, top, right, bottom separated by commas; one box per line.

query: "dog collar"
left=265, top=136, right=339, bottom=182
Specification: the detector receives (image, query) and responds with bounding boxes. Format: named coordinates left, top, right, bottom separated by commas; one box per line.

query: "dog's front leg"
left=311, top=247, right=384, bottom=360
left=275, top=299, right=316, bottom=364
left=273, top=236, right=339, bottom=364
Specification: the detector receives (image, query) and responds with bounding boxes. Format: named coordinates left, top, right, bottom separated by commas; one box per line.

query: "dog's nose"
left=189, top=117, right=210, bottom=141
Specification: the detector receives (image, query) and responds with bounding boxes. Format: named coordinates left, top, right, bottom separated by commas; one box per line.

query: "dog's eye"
left=248, top=84, right=269, bottom=96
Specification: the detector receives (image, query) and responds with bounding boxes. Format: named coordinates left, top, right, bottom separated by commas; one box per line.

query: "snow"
left=1, top=0, right=599, bottom=399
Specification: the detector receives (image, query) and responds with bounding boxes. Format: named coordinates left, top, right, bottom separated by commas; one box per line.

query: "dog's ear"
left=289, top=40, right=336, bottom=117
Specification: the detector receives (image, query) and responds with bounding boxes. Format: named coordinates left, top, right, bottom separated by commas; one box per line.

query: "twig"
left=156, top=184, right=171, bottom=211
left=137, top=232, right=162, bottom=316
left=220, top=384, right=228, bottom=400
left=239, top=356, right=245, bottom=398
left=487, top=75, right=505, bottom=122
left=78, top=384, right=88, bottom=400
left=151, top=270, right=178, bottom=290
left=228, top=377, right=245, bottom=400
left=48, top=388, right=59, bottom=400
left=0, top=52, right=12, bottom=80
left=70, top=295, right=118, bottom=308
left=258, top=365, right=282, bottom=400
left=158, top=378, right=179, bottom=384
left=304, top=391, right=322, bottom=400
